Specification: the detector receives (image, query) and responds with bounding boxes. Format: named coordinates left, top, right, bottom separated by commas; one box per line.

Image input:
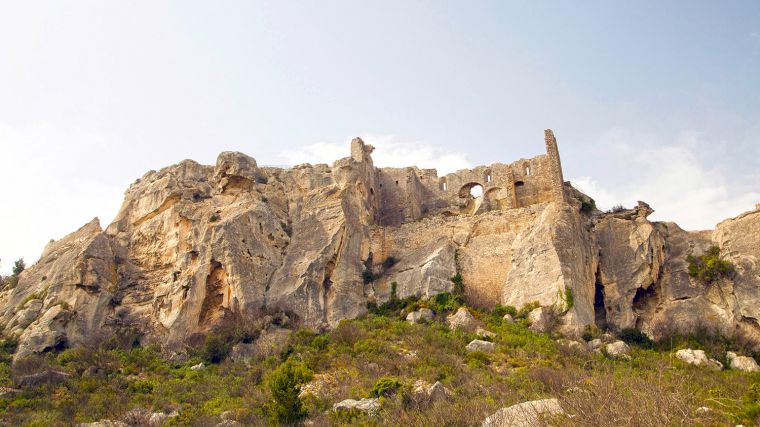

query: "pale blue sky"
left=1, top=1, right=759, bottom=272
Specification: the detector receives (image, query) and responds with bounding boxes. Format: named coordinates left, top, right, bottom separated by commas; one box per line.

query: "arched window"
left=525, top=166, right=531, bottom=176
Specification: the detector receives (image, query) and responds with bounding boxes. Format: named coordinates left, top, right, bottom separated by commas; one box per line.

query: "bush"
left=492, top=305, right=518, bottom=318
left=371, top=377, right=401, bottom=397
left=451, top=274, right=464, bottom=296
left=581, top=325, right=599, bottom=342
left=609, top=204, right=626, bottom=213
left=580, top=199, right=596, bottom=213
left=12, top=258, right=25, bottom=277
left=686, top=246, right=734, bottom=283
left=201, top=324, right=258, bottom=364
left=620, top=328, right=654, bottom=349
left=427, top=292, right=463, bottom=314
left=517, top=301, right=540, bottom=318
left=266, top=359, right=313, bottom=424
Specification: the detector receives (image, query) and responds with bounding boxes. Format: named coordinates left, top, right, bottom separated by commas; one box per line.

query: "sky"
left=1, top=1, right=759, bottom=273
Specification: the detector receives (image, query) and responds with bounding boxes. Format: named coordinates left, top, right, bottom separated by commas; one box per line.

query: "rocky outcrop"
left=3, top=134, right=760, bottom=359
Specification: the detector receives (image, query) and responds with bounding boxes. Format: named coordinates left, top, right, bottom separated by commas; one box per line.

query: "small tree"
left=12, top=258, right=25, bottom=277
left=266, top=359, right=313, bottom=424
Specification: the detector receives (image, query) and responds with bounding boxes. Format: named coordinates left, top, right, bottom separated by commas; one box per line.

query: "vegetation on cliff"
left=1, top=294, right=760, bottom=426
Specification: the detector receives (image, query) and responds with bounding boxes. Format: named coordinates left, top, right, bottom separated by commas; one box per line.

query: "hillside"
left=1, top=129, right=759, bottom=425
left=1, top=294, right=760, bottom=426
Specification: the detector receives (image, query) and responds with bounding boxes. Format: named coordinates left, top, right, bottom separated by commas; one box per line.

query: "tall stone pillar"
left=544, top=129, right=565, bottom=202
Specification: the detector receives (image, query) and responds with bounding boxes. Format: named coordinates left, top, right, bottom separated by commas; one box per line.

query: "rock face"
left=3, top=131, right=760, bottom=358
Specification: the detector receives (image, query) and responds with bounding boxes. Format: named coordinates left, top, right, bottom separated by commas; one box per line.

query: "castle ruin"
left=352, top=129, right=566, bottom=226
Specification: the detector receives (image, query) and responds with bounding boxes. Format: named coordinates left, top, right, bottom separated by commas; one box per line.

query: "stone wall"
left=375, top=130, right=565, bottom=225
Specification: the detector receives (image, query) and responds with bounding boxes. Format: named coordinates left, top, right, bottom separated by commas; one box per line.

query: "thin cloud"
left=280, top=135, right=472, bottom=174
left=570, top=129, right=759, bottom=230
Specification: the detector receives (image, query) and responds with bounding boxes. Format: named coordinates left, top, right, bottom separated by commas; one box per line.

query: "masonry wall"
left=375, top=131, right=565, bottom=225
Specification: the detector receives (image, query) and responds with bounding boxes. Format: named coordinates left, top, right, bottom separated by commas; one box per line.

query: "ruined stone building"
left=369, top=129, right=566, bottom=225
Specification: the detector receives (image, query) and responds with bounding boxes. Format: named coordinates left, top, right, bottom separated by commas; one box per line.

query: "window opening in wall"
left=442, top=182, right=448, bottom=191
left=395, top=180, right=399, bottom=185
left=515, top=181, right=525, bottom=187
left=525, top=166, right=531, bottom=176
left=470, top=184, right=483, bottom=198
left=487, top=175, right=492, bottom=182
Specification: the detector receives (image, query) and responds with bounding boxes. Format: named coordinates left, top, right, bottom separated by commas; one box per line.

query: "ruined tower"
left=544, top=129, right=566, bottom=202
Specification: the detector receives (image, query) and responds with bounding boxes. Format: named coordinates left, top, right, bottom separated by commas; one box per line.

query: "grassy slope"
left=1, top=297, right=759, bottom=426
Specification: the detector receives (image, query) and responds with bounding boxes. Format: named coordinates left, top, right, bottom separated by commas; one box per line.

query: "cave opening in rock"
left=594, top=270, right=607, bottom=330
left=632, top=285, right=657, bottom=328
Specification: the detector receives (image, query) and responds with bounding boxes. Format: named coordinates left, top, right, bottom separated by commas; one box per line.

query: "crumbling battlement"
left=361, top=129, right=566, bottom=225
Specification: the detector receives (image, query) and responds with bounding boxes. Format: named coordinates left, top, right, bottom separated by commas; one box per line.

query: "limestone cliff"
left=2, top=131, right=760, bottom=359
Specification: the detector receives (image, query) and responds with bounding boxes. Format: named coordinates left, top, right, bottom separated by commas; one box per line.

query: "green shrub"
left=620, top=328, right=654, bottom=349
left=492, top=305, right=518, bottom=318
left=517, top=301, right=540, bottom=318
left=686, top=246, right=734, bottom=283
left=580, top=199, right=596, bottom=213
left=563, top=288, right=574, bottom=310
left=371, top=376, right=401, bottom=397
left=451, top=274, right=464, bottom=295
left=209, top=213, right=220, bottom=222
left=202, top=325, right=257, bottom=364
left=581, top=325, right=599, bottom=342
left=428, top=292, right=463, bottom=313
left=266, top=359, right=313, bottom=424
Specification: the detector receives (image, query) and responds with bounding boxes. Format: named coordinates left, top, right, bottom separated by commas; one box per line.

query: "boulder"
left=148, top=412, right=168, bottom=427
left=605, top=341, right=631, bottom=361
left=502, top=314, right=514, bottom=323
left=466, top=339, right=495, bottom=353
left=447, top=307, right=476, bottom=331
left=412, top=380, right=452, bottom=405
left=527, top=307, right=555, bottom=334
left=333, top=398, right=380, bottom=415
left=76, top=421, right=127, bottom=427
left=481, top=398, right=565, bottom=427
left=406, top=308, right=434, bottom=324
left=190, top=362, right=205, bottom=371
left=556, top=339, right=588, bottom=354
left=0, top=387, right=21, bottom=398
left=587, top=338, right=603, bottom=350
left=675, top=349, right=723, bottom=371
left=727, top=352, right=760, bottom=372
